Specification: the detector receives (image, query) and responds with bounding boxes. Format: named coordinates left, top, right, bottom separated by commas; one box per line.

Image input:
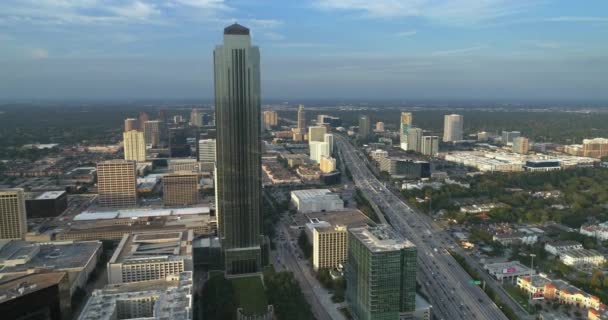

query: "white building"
left=443, top=114, right=463, bottom=142
left=198, top=139, right=216, bottom=163
left=123, top=130, right=146, bottom=162
left=560, top=249, right=606, bottom=268
left=544, top=241, right=583, bottom=256
left=291, top=189, right=344, bottom=213
left=308, top=126, right=327, bottom=142
left=484, top=261, right=535, bottom=282
left=421, top=136, right=439, bottom=156
left=310, top=141, right=331, bottom=164
left=580, top=222, right=608, bottom=241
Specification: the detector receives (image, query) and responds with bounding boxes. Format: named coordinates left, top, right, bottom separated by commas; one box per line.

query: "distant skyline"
left=1, top=0, right=607, bottom=101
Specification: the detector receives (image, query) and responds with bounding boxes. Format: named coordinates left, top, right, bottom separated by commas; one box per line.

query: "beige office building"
left=123, top=130, right=146, bottom=162
left=309, top=126, right=327, bottom=142
left=163, top=172, right=199, bottom=206
left=124, top=118, right=138, bottom=132
left=443, top=114, right=464, bottom=142
left=297, top=104, right=306, bottom=129
left=512, top=137, right=530, bottom=154
left=313, top=225, right=347, bottom=270
left=97, top=160, right=137, bottom=208
left=320, top=156, right=336, bottom=173
left=0, top=188, right=27, bottom=240
left=263, top=110, right=278, bottom=129
left=582, top=138, right=608, bottom=159
left=143, top=120, right=162, bottom=147
left=421, top=136, right=439, bottom=156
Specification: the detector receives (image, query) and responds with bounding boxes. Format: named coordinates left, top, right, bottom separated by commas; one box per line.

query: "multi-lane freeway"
left=336, top=135, right=512, bottom=320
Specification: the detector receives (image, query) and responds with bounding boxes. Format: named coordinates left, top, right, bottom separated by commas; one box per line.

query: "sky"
left=0, top=0, right=607, bottom=102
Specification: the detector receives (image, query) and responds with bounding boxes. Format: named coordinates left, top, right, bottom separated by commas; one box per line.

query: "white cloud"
left=246, top=19, right=283, bottom=29
left=172, top=0, right=229, bottom=10
left=28, top=48, right=49, bottom=59
left=314, top=0, right=536, bottom=24
left=109, top=1, right=159, bottom=20
left=431, top=45, right=486, bottom=56
left=395, top=30, right=417, bottom=37
left=263, top=32, right=286, bottom=41
left=544, top=16, right=608, bottom=23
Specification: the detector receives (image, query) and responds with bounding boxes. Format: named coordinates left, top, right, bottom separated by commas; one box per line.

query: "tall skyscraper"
left=513, top=137, right=530, bottom=154
left=346, top=225, right=417, bottom=320
left=124, top=118, right=138, bottom=132
left=443, top=114, right=464, bottom=142
left=308, top=126, right=327, bottom=142
left=309, top=141, right=330, bottom=164
left=191, top=108, right=204, bottom=127
left=297, top=104, right=306, bottom=130
left=0, top=188, right=27, bottom=240
left=123, top=130, right=146, bottom=162
left=263, top=110, right=278, bottom=130
left=407, top=127, right=423, bottom=153
left=137, top=112, right=149, bottom=132
left=582, top=138, right=608, bottom=158
left=358, top=115, right=371, bottom=138
left=198, top=139, right=216, bottom=163
left=421, top=136, right=439, bottom=156
left=324, top=133, right=334, bottom=154
left=400, top=112, right=413, bottom=150
left=502, top=131, right=521, bottom=146
left=214, top=23, right=263, bottom=274
left=97, top=160, right=137, bottom=208
left=143, top=120, right=162, bottom=147
left=163, top=172, right=200, bottom=206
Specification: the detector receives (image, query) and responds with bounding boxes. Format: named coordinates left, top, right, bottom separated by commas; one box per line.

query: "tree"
left=201, top=274, right=237, bottom=320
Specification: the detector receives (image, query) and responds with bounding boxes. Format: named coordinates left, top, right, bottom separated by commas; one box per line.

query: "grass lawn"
left=504, top=284, right=535, bottom=314
left=230, top=276, right=269, bottom=316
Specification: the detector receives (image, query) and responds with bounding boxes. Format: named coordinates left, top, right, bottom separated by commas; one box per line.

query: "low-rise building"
left=107, top=230, right=193, bottom=284
left=524, top=160, right=561, bottom=172
left=484, top=261, right=535, bottom=282
left=517, top=274, right=601, bottom=310
left=78, top=271, right=193, bottom=320
left=580, top=222, right=608, bottom=241
left=544, top=241, right=583, bottom=256
left=493, top=232, right=538, bottom=246
left=291, top=189, right=344, bottom=213
left=560, top=249, right=605, bottom=268
left=379, top=157, right=431, bottom=179
left=25, top=191, right=68, bottom=218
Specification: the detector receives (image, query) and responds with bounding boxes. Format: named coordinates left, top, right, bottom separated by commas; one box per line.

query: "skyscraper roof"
left=224, top=23, right=249, bottom=35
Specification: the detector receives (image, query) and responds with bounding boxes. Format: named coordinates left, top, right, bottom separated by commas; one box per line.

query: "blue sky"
left=1, top=0, right=607, bottom=101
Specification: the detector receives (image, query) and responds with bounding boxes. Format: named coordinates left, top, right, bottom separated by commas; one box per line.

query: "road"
left=336, top=135, right=513, bottom=320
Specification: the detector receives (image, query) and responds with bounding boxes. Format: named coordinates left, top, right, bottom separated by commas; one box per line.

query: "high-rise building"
left=421, top=136, right=439, bottom=156
left=308, top=126, right=327, bottom=142
left=297, top=104, right=306, bottom=130
left=375, top=121, right=385, bottom=132
left=143, top=120, right=162, bottom=147
left=310, top=141, right=331, bottom=164
left=324, top=133, right=334, bottom=154
left=96, top=160, right=137, bottom=208
left=400, top=112, right=413, bottom=150
left=582, top=138, right=608, bottom=159
left=477, top=131, right=490, bottom=141
left=123, top=130, right=146, bottom=162
left=214, top=23, right=263, bottom=274
left=191, top=108, right=204, bottom=127
left=198, top=139, right=216, bottom=163
left=358, top=116, right=371, bottom=138
left=320, top=156, right=337, bottom=173
left=0, top=188, right=27, bottom=240
left=124, top=118, right=138, bottom=132
left=163, top=172, right=199, bottom=206
left=407, top=127, right=423, bottom=153
left=502, top=131, right=521, bottom=146
left=137, top=112, right=149, bottom=132
left=263, top=110, right=278, bottom=130
left=313, top=225, right=347, bottom=271
left=443, top=114, right=463, bottom=142
left=346, top=225, right=417, bottom=320
left=512, top=137, right=530, bottom=154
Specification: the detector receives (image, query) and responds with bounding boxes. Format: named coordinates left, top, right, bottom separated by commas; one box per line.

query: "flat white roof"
left=74, top=206, right=211, bottom=221
left=292, top=189, right=335, bottom=200
left=35, top=191, right=66, bottom=200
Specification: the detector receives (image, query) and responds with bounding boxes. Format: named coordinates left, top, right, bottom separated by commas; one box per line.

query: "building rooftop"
left=109, top=230, right=193, bottom=265
left=74, top=206, right=211, bottom=221
left=78, top=271, right=192, bottom=320
left=33, top=190, right=66, bottom=200
left=0, top=271, right=66, bottom=304
left=349, top=225, right=415, bottom=252
left=0, top=240, right=101, bottom=274
left=224, top=23, right=249, bottom=35
left=292, top=189, right=337, bottom=200
left=561, top=248, right=604, bottom=258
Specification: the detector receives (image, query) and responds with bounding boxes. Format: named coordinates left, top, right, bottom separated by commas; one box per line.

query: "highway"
left=336, top=135, right=511, bottom=320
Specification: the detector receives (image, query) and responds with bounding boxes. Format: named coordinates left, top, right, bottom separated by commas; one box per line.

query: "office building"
left=317, top=114, right=341, bottom=127
left=443, top=114, right=463, bottom=142
left=320, top=156, right=337, bottom=173
left=313, top=225, right=347, bottom=271
left=407, top=127, right=423, bottom=152
left=309, top=141, right=331, bottom=164
left=358, top=115, right=371, bottom=138
left=502, top=131, right=521, bottom=146
left=291, top=189, right=344, bottom=213
left=512, top=137, right=530, bottom=154
left=346, top=225, right=417, bottom=320
left=421, top=136, right=439, bottom=156
left=163, top=172, right=199, bottom=206
left=263, top=110, right=278, bottom=130
left=143, top=120, right=162, bottom=147
left=324, top=133, right=334, bottom=154
left=198, top=139, right=216, bottom=163
left=107, top=230, right=193, bottom=284
left=582, top=138, right=608, bottom=159
left=137, top=112, right=149, bottom=132
left=190, top=108, right=204, bottom=127
left=297, top=104, right=306, bottom=129
left=0, top=240, right=102, bottom=297
left=214, top=24, right=263, bottom=274
left=124, top=118, right=138, bottom=132
left=25, top=191, right=67, bottom=218
left=379, top=158, right=431, bottom=179
left=123, top=130, right=146, bottom=162
left=79, top=271, right=192, bottom=320
left=400, top=112, right=413, bottom=150
left=524, top=160, right=561, bottom=172
left=375, top=121, right=385, bottom=132
left=97, top=160, right=137, bottom=208
left=0, top=272, right=71, bottom=320
left=308, top=126, right=327, bottom=142
left=168, top=158, right=199, bottom=172
left=483, top=261, right=535, bottom=282
left=0, top=189, right=27, bottom=240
